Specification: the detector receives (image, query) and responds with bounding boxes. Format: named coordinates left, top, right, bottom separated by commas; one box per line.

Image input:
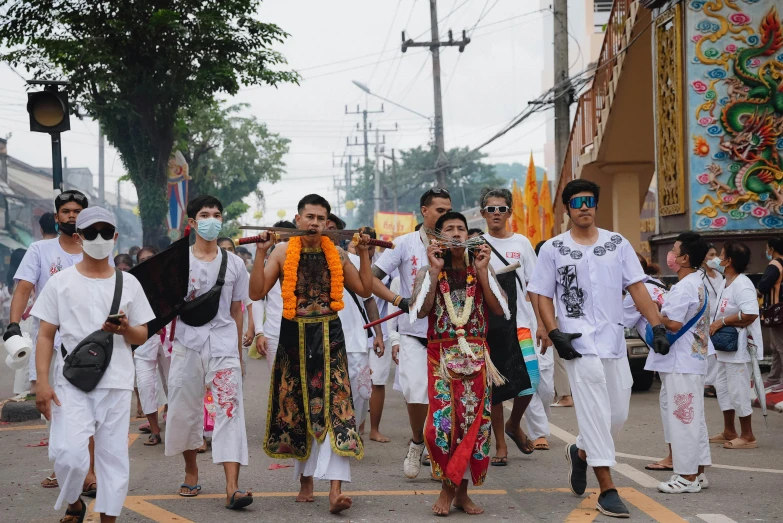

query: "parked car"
left=625, top=327, right=654, bottom=391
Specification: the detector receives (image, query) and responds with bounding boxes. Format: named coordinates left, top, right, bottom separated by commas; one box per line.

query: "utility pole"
left=553, top=0, right=571, bottom=175
left=98, top=125, right=105, bottom=206
left=402, top=0, right=470, bottom=188
left=345, top=104, right=384, bottom=166
left=374, top=128, right=381, bottom=216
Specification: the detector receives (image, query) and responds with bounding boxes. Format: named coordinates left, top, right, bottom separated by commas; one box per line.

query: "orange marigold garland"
left=281, top=235, right=345, bottom=320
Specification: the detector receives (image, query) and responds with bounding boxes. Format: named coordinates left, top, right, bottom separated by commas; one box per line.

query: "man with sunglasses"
left=372, top=187, right=451, bottom=479
left=32, top=206, right=154, bottom=523
left=3, top=190, right=107, bottom=494
left=479, top=188, right=546, bottom=462
left=528, top=180, right=668, bottom=518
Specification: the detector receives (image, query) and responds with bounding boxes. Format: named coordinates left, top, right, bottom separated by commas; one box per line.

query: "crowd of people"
left=1, top=180, right=781, bottom=522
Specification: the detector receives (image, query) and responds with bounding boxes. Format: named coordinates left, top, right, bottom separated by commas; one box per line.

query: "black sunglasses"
left=79, top=227, right=116, bottom=241
left=56, top=192, right=88, bottom=206
left=483, top=205, right=510, bottom=214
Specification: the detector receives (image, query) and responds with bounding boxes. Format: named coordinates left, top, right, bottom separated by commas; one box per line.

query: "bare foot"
left=296, top=476, right=314, bottom=503
left=369, top=430, right=391, bottom=443
left=558, top=395, right=574, bottom=407
left=454, top=495, right=484, bottom=515
left=432, top=486, right=456, bottom=517
left=329, top=493, right=352, bottom=514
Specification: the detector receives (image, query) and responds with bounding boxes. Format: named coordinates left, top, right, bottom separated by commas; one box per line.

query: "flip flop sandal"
left=505, top=429, right=535, bottom=455
left=41, top=475, right=59, bottom=488
left=645, top=462, right=674, bottom=471
left=709, top=433, right=730, bottom=443
left=60, top=498, right=86, bottom=523
left=490, top=456, right=509, bottom=466
left=533, top=438, right=550, bottom=451
left=144, top=434, right=162, bottom=446
left=81, top=482, right=97, bottom=498
left=704, top=386, right=717, bottom=398
left=226, top=490, right=254, bottom=510
left=178, top=483, right=201, bottom=497
left=422, top=455, right=431, bottom=466
left=138, top=422, right=151, bottom=434
left=724, top=438, right=758, bottom=449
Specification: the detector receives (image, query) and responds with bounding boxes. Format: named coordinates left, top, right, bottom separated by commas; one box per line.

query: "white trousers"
left=135, top=347, right=171, bottom=415
left=265, top=336, right=279, bottom=373
left=165, top=342, right=248, bottom=465
left=49, top=382, right=131, bottom=516
left=347, top=352, right=371, bottom=428
left=370, top=337, right=393, bottom=385
left=564, top=355, right=632, bottom=467
left=398, top=334, right=428, bottom=404
left=705, top=354, right=718, bottom=386
left=659, top=372, right=711, bottom=475
left=293, top=432, right=351, bottom=482
left=525, top=363, right=555, bottom=439
left=715, top=361, right=753, bottom=417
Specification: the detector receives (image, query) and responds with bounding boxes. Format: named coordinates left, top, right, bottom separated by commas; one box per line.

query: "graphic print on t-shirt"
left=557, top=265, right=586, bottom=318
left=49, top=257, right=64, bottom=276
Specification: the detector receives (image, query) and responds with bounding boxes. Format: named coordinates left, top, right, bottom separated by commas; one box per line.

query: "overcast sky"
left=0, top=0, right=560, bottom=225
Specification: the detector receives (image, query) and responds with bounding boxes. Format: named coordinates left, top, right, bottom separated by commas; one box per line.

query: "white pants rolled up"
left=398, top=334, right=428, bottom=405
left=347, top=352, right=371, bottom=428
left=705, top=354, right=718, bottom=386
left=525, top=363, right=555, bottom=439
left=49, top=382, right=131, bottom=516
left=165, top=342, right=248, bottom=465
left=659, top=372, right=711, bottom=475
left=565, top=355, right=632, bottom=468
left=135, top=346, right=171, bottom=416
left=715, top=361, right=753, bottom=417
left=293, top=432, right=351, bottom=482
left=370, top=337, right=393, bottom=386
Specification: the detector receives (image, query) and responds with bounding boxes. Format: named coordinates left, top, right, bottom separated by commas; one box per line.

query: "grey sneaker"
left=403, top=440, right=425, bottom=479
left=596, top=488, right=630, bottom=518
left=565, top=443, right=588, bottom=496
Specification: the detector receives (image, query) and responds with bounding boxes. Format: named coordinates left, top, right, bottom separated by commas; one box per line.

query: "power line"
left=367, top=0, right=404, bottom=86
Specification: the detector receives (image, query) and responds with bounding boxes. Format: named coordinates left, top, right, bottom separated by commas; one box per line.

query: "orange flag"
left=523, top=153, right=541, bottom=245
left=540, top=170, right=554, bottom=240
left=511, top=180, right=526, bottom=233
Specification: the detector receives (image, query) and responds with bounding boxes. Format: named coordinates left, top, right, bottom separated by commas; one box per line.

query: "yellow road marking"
left=565, top=493, right=600, bottom=523
left=136, top=489, right=508, bottom=501
left=128, top=433, right=139, bottom=447
left=125, top=497, right=196, bottom=523
left=621, top=488, right=688, bottom=522
left=0, top=423, right=46, bottom=432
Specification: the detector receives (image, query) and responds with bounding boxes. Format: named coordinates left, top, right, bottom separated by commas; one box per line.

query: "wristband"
left=722, top=317, right=726, bottom=326
left=393, top=295, right=402, bottom=307
left=737, top=311, right=742, bottom=322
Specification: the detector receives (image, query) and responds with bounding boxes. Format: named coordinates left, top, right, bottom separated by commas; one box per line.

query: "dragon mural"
left=687, top=1, right=783, bottom=230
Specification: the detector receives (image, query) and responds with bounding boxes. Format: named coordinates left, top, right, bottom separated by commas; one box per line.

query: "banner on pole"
left=373, top=212, right=417, bottom=242
left=166, top=151, right=191, bottom=241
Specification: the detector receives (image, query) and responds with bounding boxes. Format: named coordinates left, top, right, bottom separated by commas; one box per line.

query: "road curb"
left=1, top=400, right=40, bottom=422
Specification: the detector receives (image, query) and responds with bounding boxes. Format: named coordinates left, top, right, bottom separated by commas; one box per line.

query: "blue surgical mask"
left=715, top=259, right=726, bottom=274
left=196, top=218, right=222, bottom=241
left=767, top=251, right=773, bottom=261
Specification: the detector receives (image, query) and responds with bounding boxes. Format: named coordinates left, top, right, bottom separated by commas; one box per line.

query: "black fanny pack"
left=179, top=249, right=228, bottom=327
left=61, top=269, right=123, bottom=392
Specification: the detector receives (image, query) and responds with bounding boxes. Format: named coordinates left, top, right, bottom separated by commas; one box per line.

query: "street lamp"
left=351, top=80, right=433, bottom=125
left=26, top=80, right=71, bottom=191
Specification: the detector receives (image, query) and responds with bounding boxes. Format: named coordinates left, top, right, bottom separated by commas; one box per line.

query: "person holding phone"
left=31, top=207, right=154, bottom=523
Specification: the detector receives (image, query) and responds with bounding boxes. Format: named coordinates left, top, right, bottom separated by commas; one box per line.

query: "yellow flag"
left=511, top=180, right=526, bottom=233
left=540, top=170, right=554, bottom=240
left=523, top=153, right=541, bottom=245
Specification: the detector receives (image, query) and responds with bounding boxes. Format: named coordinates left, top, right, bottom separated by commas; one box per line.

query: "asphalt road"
left=1, top=352, right=781, bottom=523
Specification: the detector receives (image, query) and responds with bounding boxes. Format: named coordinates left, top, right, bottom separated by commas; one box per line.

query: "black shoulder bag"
left=179, top=249, right=228, bottom=327
left=61, top=269, right=123, bottom=392
left=347, top=290, right=373, bottom=339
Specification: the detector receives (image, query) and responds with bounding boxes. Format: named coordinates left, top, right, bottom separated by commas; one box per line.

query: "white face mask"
left=82, top=236, right=115, bottom=260
left=706, top=258, right=721, bottom=271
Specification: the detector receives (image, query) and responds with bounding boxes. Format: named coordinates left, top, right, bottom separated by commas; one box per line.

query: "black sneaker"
left=596, top=488, right=630, bottom=518
left=565, top=443, right=587, bottom=496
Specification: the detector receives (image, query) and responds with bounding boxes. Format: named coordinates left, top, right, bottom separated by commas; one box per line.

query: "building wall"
left=685, top=1, right=783, bottom=232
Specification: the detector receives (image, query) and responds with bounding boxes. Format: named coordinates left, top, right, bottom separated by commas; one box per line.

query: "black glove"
left=3, top=322, right=21, bottom=341
left=651, top=324, right=670, bottom=355
left=398, top=297, right=410, bottom=314
left=548, top=329, right=582, bottom=360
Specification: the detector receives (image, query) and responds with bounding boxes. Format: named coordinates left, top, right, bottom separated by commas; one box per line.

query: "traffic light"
left=25, top=80, right=70, bottom=190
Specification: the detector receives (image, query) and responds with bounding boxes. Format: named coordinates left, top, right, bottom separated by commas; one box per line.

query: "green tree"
left=350, top=147, right=505, bottom=225
left=175, top=100, right=289, bottom=236
left=0, top=0, right=297, bottom=243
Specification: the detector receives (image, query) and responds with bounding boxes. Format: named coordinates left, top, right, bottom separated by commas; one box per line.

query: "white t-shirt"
left=528, top=229, right=645, bottom=359
left=701, top=270, right=724, bottom=321
left=176, top=248, right=249, bottom=358
left=622, top=277, right=666, bottom=335
left=341, top=253, right=371, bottom=354
left=483, top=233, right=538, bottom=330
left=31, top=266, right=155, bottom=390
left=374, top=230, right=429, bottom=338
left=646, top=272, right=711, bottom=375
left=713, top=274, right=760, bottom=363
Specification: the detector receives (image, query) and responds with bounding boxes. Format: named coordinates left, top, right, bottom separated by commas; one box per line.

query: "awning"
left=0, top=232, right=26, bottom=250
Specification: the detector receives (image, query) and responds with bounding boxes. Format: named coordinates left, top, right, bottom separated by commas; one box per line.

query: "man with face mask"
left=3, top=190, right=107, bottom=494
left=165, top=195, right=254, bottom=510
left=32, top=206, right=154, bottom=523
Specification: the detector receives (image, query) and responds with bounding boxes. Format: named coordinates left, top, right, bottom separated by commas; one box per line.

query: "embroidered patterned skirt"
left=424, top=339, right=492, bottom=487
left=264, top=315, right=364, bottom=461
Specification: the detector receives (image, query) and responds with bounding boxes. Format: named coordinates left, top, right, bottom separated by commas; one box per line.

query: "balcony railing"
left=554, top=0, right=635, bottom=224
